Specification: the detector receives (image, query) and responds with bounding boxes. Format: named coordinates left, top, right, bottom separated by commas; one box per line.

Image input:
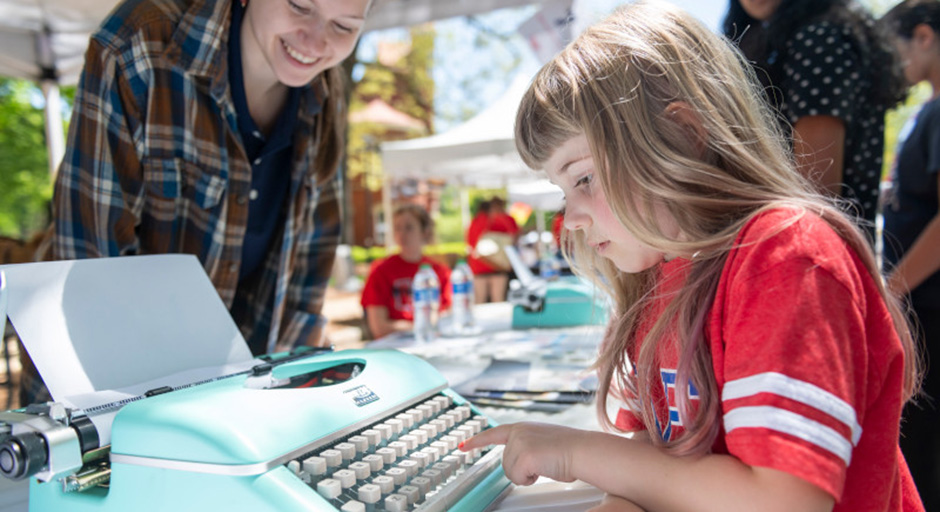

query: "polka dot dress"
left=781, top=21, right=885, bottom=231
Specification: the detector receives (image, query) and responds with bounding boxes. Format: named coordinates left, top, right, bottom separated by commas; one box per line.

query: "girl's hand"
left=588, top=494, right=646, bottom=512
left=459, top=422, right=581, bottom=485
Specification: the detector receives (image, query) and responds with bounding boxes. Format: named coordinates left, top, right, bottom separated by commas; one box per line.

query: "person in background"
left=880, top=1, right=940, bottom=509
left=723, top=0, right=907, bottom=241
left=21, top=0, right=371, bottom=406
left=360, top=204, right=451, bottom=339
left=467, top=197, right=519, bottom=303
left=461, top=2, right=923, bottom=510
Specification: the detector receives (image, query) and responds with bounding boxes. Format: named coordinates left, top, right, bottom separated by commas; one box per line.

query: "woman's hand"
left=460, top=422, right=583, bottom=485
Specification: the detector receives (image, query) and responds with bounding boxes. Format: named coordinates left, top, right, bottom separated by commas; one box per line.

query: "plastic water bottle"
left=412, top=264, right=440, bottom=343
left=539, top=245, right=561, bottom=281
left=450, top=259, right=475, bottom=334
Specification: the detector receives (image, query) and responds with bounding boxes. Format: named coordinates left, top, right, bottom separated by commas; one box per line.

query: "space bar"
left=416, top=446, right=506, bottom=512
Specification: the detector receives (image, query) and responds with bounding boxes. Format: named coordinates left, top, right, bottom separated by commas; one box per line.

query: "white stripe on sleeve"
left=723, top=406, right=854, bottom=466
left=722, top=372, right=862, bottom=445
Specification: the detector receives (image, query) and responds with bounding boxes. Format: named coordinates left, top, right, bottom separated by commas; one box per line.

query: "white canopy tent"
left=380, top=73, right=565, bottom=246
left=0, top=0, right=558, bottom=175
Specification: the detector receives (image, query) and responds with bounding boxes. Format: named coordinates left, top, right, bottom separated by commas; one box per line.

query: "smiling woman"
left=18, top=0, right=372, bottom=406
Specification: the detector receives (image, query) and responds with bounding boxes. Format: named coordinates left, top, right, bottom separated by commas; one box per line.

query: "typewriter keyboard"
left=284, top=393, right=504, bottom=512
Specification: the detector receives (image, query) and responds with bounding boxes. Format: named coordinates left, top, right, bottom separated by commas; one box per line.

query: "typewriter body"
left=0, top=256, right=510, bottom=511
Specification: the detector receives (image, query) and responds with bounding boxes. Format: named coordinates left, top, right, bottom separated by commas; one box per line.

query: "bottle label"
left=452, top=282, right=472, bottom=294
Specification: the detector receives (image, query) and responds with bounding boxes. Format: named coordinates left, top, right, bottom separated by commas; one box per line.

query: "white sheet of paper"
left=0, top=254, right=254, bottom=407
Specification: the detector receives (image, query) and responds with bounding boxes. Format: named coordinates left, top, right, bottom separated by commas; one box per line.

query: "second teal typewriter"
left=0, top=349, right=512, bottom=512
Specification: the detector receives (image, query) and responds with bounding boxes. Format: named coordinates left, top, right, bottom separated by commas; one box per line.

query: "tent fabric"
left=380, top=73, right=542, bottom=188
left=0, top=0, right=554, bottom=85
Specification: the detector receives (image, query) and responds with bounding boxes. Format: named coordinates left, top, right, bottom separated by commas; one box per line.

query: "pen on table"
left=470, top=389, right=595, bottom=403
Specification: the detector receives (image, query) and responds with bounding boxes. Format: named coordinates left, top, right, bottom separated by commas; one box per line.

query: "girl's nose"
left=563, top=203, right=589, bottom=232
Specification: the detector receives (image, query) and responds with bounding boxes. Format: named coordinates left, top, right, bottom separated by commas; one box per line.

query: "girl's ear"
left=664, top=101, right=708, bottom=158
left=913, top=23, right=937, bottom=51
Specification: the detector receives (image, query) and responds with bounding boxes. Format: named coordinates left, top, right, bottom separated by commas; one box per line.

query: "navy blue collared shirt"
left=230, top=0, right=315, bottom=280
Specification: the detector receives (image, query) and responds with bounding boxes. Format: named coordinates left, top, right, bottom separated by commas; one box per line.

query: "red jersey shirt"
left=360, top=254, right=452, bottom=321
left=616, top=209, right=923, bottom=511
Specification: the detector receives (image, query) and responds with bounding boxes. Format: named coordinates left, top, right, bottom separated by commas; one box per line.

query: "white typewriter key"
left=454, top=406, right=472, bottom=421
left=335, top=442, right=356, bottom=460
left=406, top=408, right=424, bottom=422
left=398, top=459, right=419, bottom=477
left=385, top=494, right=409, bottom=512
left=439, top=413, right=456, bottom=429
left=430, top=419, right=448, bottom=433
left=375, top=423, right=393, bottom=441
left=423, top=399, right=441, bottom=414
left=420, top=446, right=440, bottom=463
left=398, top=434, right=418, bottom=450
left=287, top=460, right=301, bottom=474
left=340, top=500, right=366, bottom=512
left=411, top=476, right=432, bottom=497
left=385, top=467, right=407, bottom=485
left=433, top=395, right=451, bottom=409
left=439, top=435, right=458, bottom=451
left=348, top=461, right=371, bottom=480
left=361, top=429, right=381, bottom=446
left=302, top=456, right=327, bottom=476
left=362, top=454, right=384, bottom=472
left=409, top=451, right=430, bottom=468
left=417, top=404, right=435, bottom=419
left=348, top=435, right=369, bottom=453
left=465, top=420, right=485, bottom=434
left=398, top=485, right=420, bottom=505
left=421, top=468, right=442, bottom=487
left=395, top=413, right=414, bottom=429
left=385, top=418, right=404, bottom=435
left=448, top=429, right=467, bottom=443
left=457, top=425, right=475, bottom=438
left=430, top=441, right=449, bottom=458
left=411, top=428, right=428, bottom=445
left=316, top=479, right=342, bottom=499
left=388, top=441, right=408, bottom=457
left=357, top=483, right=382, bottom=504
left=320, top=449, right=343, bottom=467
left=298, top=471, right=312, bottom=484
left=432, top=461, right=453, bottom=480
left=442, top=455, right=461, bottom=474
left=373, top=475, right=395, bottom=494
left=376, top=447, right=397, bottom=464
left=333, top=469, right=356, bottom=488
left=473, top=414, right=488, bottom=423
left=419, top=424, right=439, bottom=438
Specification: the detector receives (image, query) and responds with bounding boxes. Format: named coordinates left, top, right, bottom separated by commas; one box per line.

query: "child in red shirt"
left=360, top=204, right=451, bottom=339
left=461, top=3, right=923, bottom=510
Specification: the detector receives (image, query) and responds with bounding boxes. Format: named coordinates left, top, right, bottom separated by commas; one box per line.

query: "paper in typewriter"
left=0, top=255, right=257, bottom=441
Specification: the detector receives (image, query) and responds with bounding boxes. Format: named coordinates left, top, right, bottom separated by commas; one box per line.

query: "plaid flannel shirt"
left=52, top=0, right=341, bottom=355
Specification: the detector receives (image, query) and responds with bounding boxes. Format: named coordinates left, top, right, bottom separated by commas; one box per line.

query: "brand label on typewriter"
left=344, top=385, right=380, bottom=407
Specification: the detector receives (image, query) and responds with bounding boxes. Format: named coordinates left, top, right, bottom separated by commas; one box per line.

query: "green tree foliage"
left=347, top=25, right=436, bottom=190
left=0, top=79, right=62, bottom=238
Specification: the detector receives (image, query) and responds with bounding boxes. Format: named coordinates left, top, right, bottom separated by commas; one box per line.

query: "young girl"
left=460, top=2, right=923, bottom=511
left=360, top=204, right=452, bottom=339
left=880, top=1, right=940, bottom=509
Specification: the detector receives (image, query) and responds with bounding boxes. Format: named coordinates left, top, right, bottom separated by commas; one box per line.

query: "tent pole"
left=382, top=174, right=394, bottom=250
left=459, top=180, right=470, bottom=239
left=40, top=80, right=65, bottom=178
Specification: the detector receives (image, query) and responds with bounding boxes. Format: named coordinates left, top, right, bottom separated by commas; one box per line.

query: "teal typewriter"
left=0, top=256, right=511, bottom=512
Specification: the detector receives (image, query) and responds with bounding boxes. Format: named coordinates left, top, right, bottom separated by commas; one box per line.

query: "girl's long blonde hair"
left=515, top=1, right=920, bottom=456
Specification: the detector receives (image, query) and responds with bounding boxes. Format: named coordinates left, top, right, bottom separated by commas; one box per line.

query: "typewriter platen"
left=0, top=349, right=511, bottom=511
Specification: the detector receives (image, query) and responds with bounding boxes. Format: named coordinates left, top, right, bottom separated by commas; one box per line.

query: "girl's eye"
left=288, top=0, right=309, bottom=14
left=334, top=22, right=354, bottom=34
left=574, top=174, right=593, bottom=189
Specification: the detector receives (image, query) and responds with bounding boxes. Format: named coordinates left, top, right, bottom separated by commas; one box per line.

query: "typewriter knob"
left=0, top=432, right=48, bottom=480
